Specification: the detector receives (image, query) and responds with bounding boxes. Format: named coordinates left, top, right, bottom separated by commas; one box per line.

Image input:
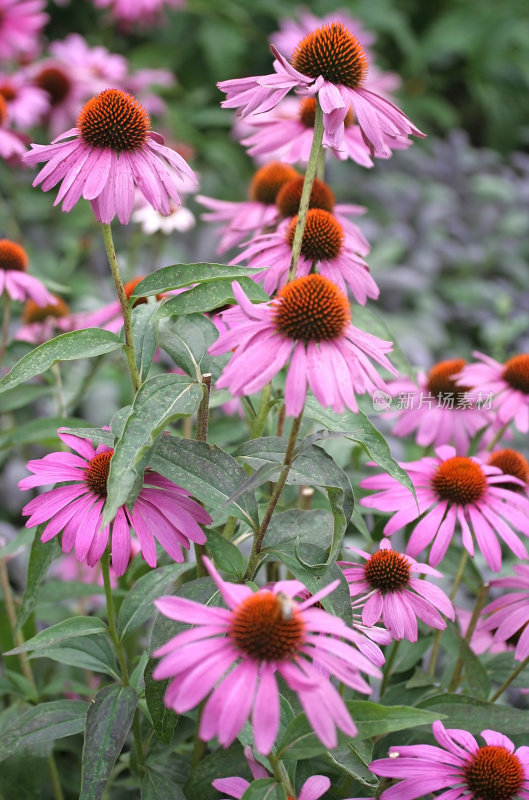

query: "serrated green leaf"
left=206, top=529, right=245, bottom=578
left=277, top=702, right=444, bottom=759
left=0, top=701, right=87, bottom=763
left=154, top=277, right=268, bottom=319
left=132, top=303, right=159, bottom=382
left=303, top=398, right=415, bottom=496
left=157, top=313, right=227, bottom=380
left=16, top=526, right=62, bottom=630
left=118, top=563, right=191, bottom=640
left=418, top=694, right=529, bottom=733
left=6, top=617, right=108, bottom=655
left=133, top=263, right=266, bottom=296
left=80, top=685, right=138, bottom=800
left=0, top=328, right=122, bottom=394
left=102, top=375, right=204, bottom=526
left=141, top=769, right=186, bottom=800
left=151, top=435, right=259, bottom=528
left=324, top=741, right=377, bottom=788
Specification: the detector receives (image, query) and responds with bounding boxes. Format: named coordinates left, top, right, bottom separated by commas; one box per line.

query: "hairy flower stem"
left=485, top=422, right=510, bottom=452
left=250, top=383, right=271, bottom=439
left=244, top=412, right=303, bottom=581
left=268, top=753, right=295, bottom=795
left=448, top=582, right=490, bottom=692
left=490, top=653, right=529, bottom=702
left=101, top=222, right=141, bottom=394
left=194, top=373, right=212, bottom=577
left=286, top=102, right=324, bottom=282
left=0, top=291, right=10, bottom=364
left=101, top=551, right=145, bottom=772
left=429, top=549, right=469, bottom=677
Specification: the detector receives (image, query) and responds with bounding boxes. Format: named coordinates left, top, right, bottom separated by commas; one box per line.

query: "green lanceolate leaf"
left=132, top=263, right=266, bottom=296
left=183, top=742, right=252, bottom=800
left=154, top=277, right=268, bottom=318
left=277, top=702, right=444, bottom=759
left=16, top=526, right=62, bottom=630
left=131, top=302, right=159, bottom=382
left=303, top=397, right=415, bottom=496
left=102, top=374, right=204, bottom=527
left=442, top=623, right=491, bottom=699
left=241, top=779, right=287, bottom=800
left=151, top=434, right=259, bottom=529
left=80, top=685, right=138, bottom=800
left=58, top=427, right=115, bottom=448
left=0, top=328, right=122, bottom=394
left=6, top=616, right=108, bottom=655
left=0, top=700, right=87, bottom=762
left=418, top=694, right=529, bottom=734
left=118, top=563, right=192, bottom=640
left=141, top=769, right=186, bottom=800
left=205, top=529, right=245, bottom=578
left=157, top=313, right=228, bottom=380
left=27, top=636, right=119, bottom=680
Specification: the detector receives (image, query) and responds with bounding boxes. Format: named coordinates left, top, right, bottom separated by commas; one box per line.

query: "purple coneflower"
left=459, top=352, right=529, bottom=434
left=0, top=0, right=48, bottom=62
left=233, top=208, right=375, bottom=301
left=23, top=88, right=196, bottom=224
left=212, top=744, right=330, bottom=800
left=0, top=97, right=27, bottom=163
left=385, top=358, right=495, bottom=454
left=93, top=0, right=185, bottom=25
left=16, top=295, right=70, bottom=345
left=208, top=276, right=397, bottom=417
left=340, top=538, right=454, bottom=642
left=18, top=429, right=211, bottom=576
left=370, top=721, right=529, bottom=800
left=153, top=557, right=380, bottom=754
left=218, top=22, right=424, bottom=156
left=0, top=71, right=49, bottom=129
left=360, top=444, right=529, bottom=571
left=197, top=161, right=300, bottom=254
left=480, top=564, right=529, bottom=662
left=0, top=239, right=56, bottom=306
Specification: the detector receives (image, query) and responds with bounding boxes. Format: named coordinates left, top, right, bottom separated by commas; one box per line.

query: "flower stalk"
left=194, top=372, right=212, bottom=577
left=101, top=222, right=141, bottom=394
left=286, top=101, right=324, bottom=282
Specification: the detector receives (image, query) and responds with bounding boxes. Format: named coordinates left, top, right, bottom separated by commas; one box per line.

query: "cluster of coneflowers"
left=2, top=3, right=529, bottom=799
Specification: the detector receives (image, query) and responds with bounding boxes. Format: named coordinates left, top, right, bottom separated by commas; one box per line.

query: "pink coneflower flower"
left=93, top=0, right=185, bottom=25
left=213, top=744, right=330, bottom=800
left=197, top=161, right=300, bottom=255
left=18, top=428, right=211, bottom=576
left=360, top=445, right=529, bottom=571
left=16, top=295, right=70, bottom=344
left=385, top=358, right=495, bottom=454
left=218, top=22, right=424, bottom=156
left=480, top=564, right=529, bottom=663
left=153, top=556, right=380, bottom=753
left=23, top=88, right=196, bottom=224
left=209, top=276, right=397, bottom=417
left=233, top=209, right=376, bottom=301
left=487, top=449, right=529, bottom=494
left=459, top=352, right=529, bottom=434
left=370, top=721, right=529, bottom=800
left=340, top=538, right=454, bottom=642
left=0, top=0, right=48, bottom=62
left=272, top=9, right=376, bottom=58
left=0, top=97, right=27, bottom=163
left=0, top=71, right=49, bottom=129
left=0, top=239, right=56, bottom=306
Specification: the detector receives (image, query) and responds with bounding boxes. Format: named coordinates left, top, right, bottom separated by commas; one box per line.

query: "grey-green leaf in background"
left=16, top=526, right=62, bottom=630
left=0, top=700, right=87, bottom=763
left=102, top=374, right=204, bottom=527
left=6, top=616, right=108, bottom=655
left=131, top=302, right=159, bottom=383
left=117, top=563, right=192, bottom=640
left=157, top=313, right=228, bottom=380
left=0, top=329, right=122, bottom=394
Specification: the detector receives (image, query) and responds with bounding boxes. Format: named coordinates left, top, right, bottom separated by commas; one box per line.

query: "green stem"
left=375, top=778, right=393, bottom=799
left=268, top=753, right=294, bottom=795
left=380, top=640, right=400, bottom=695
left=0, top=559, right=64, bottom=799
left=448, top=582, right=489, bottom=692
left=191, top=700, right=207, bottom=767
left=286, top=102, right=324, bottom=283
left=490, top=652, right=529, bottom=702
left=222, top=516, right=238, bottom=540
left=485, top=422, right=510, bottom=452
left=429, top=549, right=469, bottom=677
left=244, top=412, right=303, bottom=581
left=101, top=222, right=141, bottom=393
left=0, top=291, right=11, bottom=364
left=250, top=383, right=271, bottom=439
left=194, top=374, right=212, bottom=577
